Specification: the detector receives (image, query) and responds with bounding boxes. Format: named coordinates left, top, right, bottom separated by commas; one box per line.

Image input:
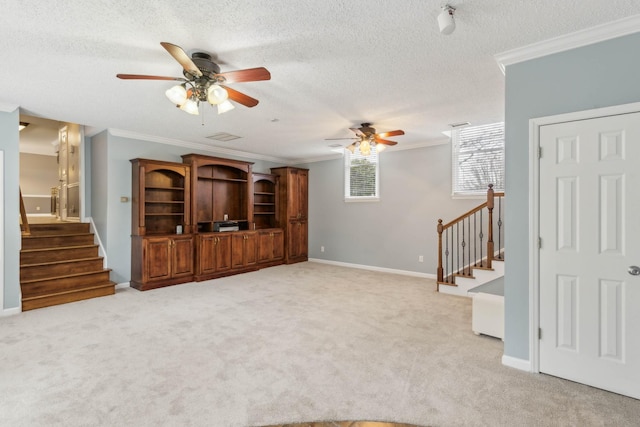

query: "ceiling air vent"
left=206, top=132, right=241, bottom=142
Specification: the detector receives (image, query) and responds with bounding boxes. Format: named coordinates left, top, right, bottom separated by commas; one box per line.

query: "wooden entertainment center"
left=130, top=155, right=308, bottom=291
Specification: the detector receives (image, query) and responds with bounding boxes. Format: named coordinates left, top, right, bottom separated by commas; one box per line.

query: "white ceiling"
left=3, top=1, right=640, bottom=162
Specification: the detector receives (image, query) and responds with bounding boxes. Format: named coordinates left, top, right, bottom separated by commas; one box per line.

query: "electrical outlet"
left=418, top=255, right=424, bottom=262
left=321, top=246, right=325, bottom=252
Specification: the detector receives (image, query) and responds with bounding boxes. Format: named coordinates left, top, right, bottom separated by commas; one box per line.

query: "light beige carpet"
left=1, top=262, right=638, bottom=426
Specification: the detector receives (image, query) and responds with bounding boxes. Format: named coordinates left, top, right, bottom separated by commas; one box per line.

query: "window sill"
left=451, top=193, right=487, bottom=200
left=344, top=197, right=380, bottom=203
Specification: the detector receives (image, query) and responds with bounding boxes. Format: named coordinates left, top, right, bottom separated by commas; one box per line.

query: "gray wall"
left=20, top=153, right=57, bottom=214
left=0, top=108, right=21, bottom=310
left=504, top=32, right=640, bottom=360
left=305, top=143, right=480, bottom=274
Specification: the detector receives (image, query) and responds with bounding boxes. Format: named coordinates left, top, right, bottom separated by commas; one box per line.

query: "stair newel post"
left=437, top=219, right=444, bottom=287
left=486, top=184, right=495, bottom=269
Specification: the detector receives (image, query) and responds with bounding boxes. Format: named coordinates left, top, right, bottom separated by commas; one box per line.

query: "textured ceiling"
left=2, top=1, right=640, bottom=161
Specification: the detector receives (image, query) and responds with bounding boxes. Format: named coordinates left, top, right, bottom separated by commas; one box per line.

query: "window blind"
left=344, top=148, right=379, bottom=200
left=452, top=122, right=505, bottom=196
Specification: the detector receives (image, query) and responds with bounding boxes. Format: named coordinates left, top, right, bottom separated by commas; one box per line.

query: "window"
left=452, top=122, right=505, bottom=197
left=344, top=148, right=380, bottom=201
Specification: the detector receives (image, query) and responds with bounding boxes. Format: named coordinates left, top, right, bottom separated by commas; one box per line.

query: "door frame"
left=528, top=101, right=640, bottom=373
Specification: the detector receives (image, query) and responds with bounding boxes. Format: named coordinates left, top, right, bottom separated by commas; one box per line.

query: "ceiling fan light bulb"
left=217, top=100, right=235, bottom=114
left=360, top=139, right=371, bottom=156
left=207, top=84, right=229, bottom=105
left=166, top=84, right=188, bottom=105
left=179, top=98, right=200, bottom=115
left=375, top=143, right=386, bottom=153
left=438, top=6, right=456, bottom=35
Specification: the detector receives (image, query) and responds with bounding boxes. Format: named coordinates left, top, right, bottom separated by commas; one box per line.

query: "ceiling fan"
left=116, top=42, right=271, bottom=115
left=326, top=123, right=405, bottom=155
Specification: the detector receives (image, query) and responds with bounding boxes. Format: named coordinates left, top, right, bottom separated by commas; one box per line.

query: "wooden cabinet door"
left=231, top=233, right=245, bottom=269
left=198, top=234, right=218, bottom=275
left=232, top=232, right=258, bottom=268
left=172, top=236, right=194, bottom=277
left=297, top=220, right=308, bottom=257
left=215, top=234, right=232, bottom=271
left=287, top=169, right=300, bottom=220
left=144, top=237, right=171, bottom=281
left=245, top=232, right=258, bottom=266
left=288, top=220, right=301, bottom=258
left=258, top=231, right=273, bottom=263
left=258, top=229, right=284, bottom=263
left=272, top=229, right=284, bottom=260
left=287, top=220, right=308, bottom=260
left=297, top=169, right=308, bottom=219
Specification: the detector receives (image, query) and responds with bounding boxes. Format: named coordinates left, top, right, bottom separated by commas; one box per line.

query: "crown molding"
left=0, top=102, right=19, bottom=113
left=495, top=14, right=640, bottom=74
left=107, top=129, right=290, bottom=164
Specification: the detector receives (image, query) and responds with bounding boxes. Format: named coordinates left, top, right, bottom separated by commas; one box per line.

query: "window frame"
left=344, top=148, right=380, bottom=202
left=451, top=122, right=505, bottom=198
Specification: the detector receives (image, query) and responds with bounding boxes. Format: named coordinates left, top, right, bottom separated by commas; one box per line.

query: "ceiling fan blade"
left=374, top=136, right=398, bottom=146
left=116, top=74, right=186, bottom=81
left=349, top=128, right=365, bottom=137
left=376, top=129, right=405, bottom=138
left=216, top=67, right=271, bottom=84
left=160, top=42, right=203, bottom=77
left=222, top=86, right=259, bottom=107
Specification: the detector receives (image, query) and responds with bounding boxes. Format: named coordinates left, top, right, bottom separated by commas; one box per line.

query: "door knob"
left=628, top=266, right=640, bottom=276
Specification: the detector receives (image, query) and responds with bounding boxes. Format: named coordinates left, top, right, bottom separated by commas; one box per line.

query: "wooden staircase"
left=20, top=222, right=116, bottom=311
left=436, top=185, right=505, bottom=296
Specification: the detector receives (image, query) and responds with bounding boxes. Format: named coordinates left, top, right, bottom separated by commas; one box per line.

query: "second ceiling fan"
left=116, top=42, right=271, bottom=115
left=327, top=123, right=405, bottom=155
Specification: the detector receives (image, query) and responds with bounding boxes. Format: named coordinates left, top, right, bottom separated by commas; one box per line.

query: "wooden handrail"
left=436, top=184, right=505, bottom=289
left=440, top=192, right=505, bottom=230
left=20, top=188, right=30, bottom=235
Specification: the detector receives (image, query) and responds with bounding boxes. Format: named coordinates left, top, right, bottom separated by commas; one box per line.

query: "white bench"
left=471, top=292, right=504, bottom=340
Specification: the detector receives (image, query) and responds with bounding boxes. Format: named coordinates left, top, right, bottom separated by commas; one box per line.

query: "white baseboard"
left=1, top=306, right=22, bottom=317
left=115, top=282, right=131, bottom=290
left=502, top=354, right=532, bottom=372
left=308, top=258, right=437, bottom=279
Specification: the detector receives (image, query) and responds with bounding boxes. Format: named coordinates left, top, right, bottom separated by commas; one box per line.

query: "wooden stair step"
left=27, top=222, right=90, bottom=235
left=20, top=245, right=99, bottom=264
left=20, top=257, right=105, bottom=281
left=21, top=233, right=95, bottom=249
left=21, top=269, right=113, bottom=298
left=21, top=282, right=116, bottom=311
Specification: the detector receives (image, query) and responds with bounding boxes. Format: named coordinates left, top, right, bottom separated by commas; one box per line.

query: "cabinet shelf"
left=254, top=212, right=275, bottom=215
left=197, top=176, right=248, bottom=183
left=145, top=200, right=185, bottom=204
left=145, top=186, right=185, bottom=191
left=254, top=202, right=275, bottom=206
left=145, top=213, right=185, bottom=217
left=254, top=191, right=275, bottom=196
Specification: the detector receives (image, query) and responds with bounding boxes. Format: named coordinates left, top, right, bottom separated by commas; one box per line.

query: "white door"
left=539, top=112, right=640, bottom=399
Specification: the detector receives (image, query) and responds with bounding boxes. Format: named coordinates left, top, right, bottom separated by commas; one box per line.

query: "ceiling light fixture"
left=328, top=123, right=404, bottom=156
left=166, top=81, right=236, bottom=116
left=346, top=137, right=385, bottom=156
left=438, top=5, right=456, bottom=35
left=19, top=121, right=29, bottom=131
